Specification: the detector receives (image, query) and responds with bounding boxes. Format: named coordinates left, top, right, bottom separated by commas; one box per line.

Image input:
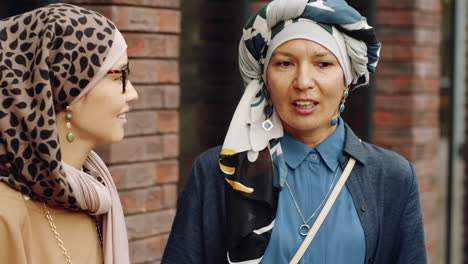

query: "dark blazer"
left=162, top=125, right=427, bottom=264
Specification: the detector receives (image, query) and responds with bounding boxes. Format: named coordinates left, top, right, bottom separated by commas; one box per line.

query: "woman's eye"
left=318, top=62, right=332, bottom=68
left=278, top=61, right=293, bottom=67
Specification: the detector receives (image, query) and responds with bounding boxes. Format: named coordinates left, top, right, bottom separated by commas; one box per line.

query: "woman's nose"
left=125, top=81, right=139, bottom=102
left=294, top=65, right=315, bottom=90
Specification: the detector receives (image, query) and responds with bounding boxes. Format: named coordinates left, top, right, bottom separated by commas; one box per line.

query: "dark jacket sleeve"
left=162, top=147, right=226, bottom=264
left=396, top=162, right=427, bottom=263
left=161, top=162, right=204, bottom=263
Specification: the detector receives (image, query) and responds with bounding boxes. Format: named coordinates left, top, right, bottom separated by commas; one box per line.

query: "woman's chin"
left=97, top=132, right=125, bottom=145
left=283, top=119, right=335, bottom=136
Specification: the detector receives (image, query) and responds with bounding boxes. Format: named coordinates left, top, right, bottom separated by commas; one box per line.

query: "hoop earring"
left=331, top=87, right=349, bottom=126
left=65, top=106, right=75, bottom=142
left=262, top=92, right=274, bottom=131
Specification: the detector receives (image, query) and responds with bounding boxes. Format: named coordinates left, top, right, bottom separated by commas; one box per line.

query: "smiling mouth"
left=293, top=101, right=317, bottom=109
left=117, top=113, right=127, bottom=120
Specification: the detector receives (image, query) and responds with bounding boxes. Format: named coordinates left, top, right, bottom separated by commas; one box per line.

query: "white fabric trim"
left=227, top=252, right=263, bottom=264
left=253, top=219, right=275, bottom=235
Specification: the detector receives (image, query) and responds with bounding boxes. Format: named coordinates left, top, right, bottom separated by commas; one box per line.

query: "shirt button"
left=310, top=153, right=318, bottom=160
left=361, top=205, right=367, bottom=212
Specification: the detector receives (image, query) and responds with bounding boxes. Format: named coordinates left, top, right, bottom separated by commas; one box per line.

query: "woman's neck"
left=60, top=139, right=93, bottom=169
left=285, top=124, right=337, bottom=149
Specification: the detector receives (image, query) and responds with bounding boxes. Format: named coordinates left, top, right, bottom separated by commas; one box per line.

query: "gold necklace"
left=42, top=202, right=73, bottom=264
left=42, top=202, right=104, bottom=263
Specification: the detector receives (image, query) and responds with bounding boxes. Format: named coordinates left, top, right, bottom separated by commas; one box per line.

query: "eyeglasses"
left=107, top=67, right=129, bottom=93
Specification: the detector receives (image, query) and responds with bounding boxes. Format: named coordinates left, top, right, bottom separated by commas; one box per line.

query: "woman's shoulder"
left=0, top=182, right=29, bottom=221
left=191, top=145, right=223, bottom=174
left=358, top=141, right=417, bottom=186
left=194, top=145, right=223, bottom=163
left=361, top=141, right=411, bottom=168
left=183, top=146, right=225, bottom=194
left=0, top=182, right=27, bottom=204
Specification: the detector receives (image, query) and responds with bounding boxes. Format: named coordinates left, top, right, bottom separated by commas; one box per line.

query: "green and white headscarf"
left=218, top=0, right=381, bottom=263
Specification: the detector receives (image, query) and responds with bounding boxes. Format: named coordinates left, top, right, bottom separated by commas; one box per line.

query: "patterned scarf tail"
left=222, top=148, right=279, bottom=262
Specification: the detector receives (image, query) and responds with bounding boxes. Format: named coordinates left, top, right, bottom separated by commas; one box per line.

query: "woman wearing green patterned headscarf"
left=163, top=0, right=426, bottom=263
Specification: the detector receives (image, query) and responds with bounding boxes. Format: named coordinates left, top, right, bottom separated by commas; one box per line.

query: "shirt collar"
left=316, top=118, right=345, bottom=171
left=280, top=118, right=345, bottom=172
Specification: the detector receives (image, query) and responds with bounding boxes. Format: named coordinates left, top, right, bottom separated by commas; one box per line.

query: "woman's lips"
left=292, top=100, right=317, bottom=114
left=117, top=112, right=128, bottom=123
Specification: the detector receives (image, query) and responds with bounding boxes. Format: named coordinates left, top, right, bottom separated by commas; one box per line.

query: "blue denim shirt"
left=162, top=124, right=427, bottom=264
left=261, top=121, right=365, bottom=263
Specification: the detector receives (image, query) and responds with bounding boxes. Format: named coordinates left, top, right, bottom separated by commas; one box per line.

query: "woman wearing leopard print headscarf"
left=0, top=3, right=138, bottom=264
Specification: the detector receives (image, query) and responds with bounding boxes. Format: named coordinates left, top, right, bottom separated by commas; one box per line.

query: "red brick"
left=377, top=10, right=441, bottom=29
left=126, top=209, right=175, bottom=240
left=380, top=45, right=438, bottom=62
left=414, top=60, right=440, bottom=78
left=110, top=162, right=157, bottom=190
left=163, top=84, right=180, bottom=108
left=146, top=187, right=166, bottom=211
left=373, top=135, right=438, bottom=162
left=377, top=61, right=415, bottom=77
left=373, top=111, right=413, bottom=128
left=375, top=76, right=439, bottom=95
left=131, top=84, right=179, bottom=110
left=107, top=136, right=163, bottom=163
left=131, top=59, right=179, bottom=84
left=374, top=94, right=439, bottom=113
left=156, top=110, right=179, bottom=133
left=132, top=85, right=162, bottom=110
left=373, top=127, right=438, bottom=145
left=124, top=33, right=179, bottom=58
left=162, top=184, right=178, bottom=208
left=128, top=234, right=169, bottom=263
left=415, top=28, right=441, bottom=46
left=378, top=60, right=439, bottom=79
left=124, top=111, right=158, bottom=136
left=162, top=134, right=179, bottom=158
left=420, top=191, right=440, bottom=242
left=156, top=159, right=179, bottom=184
left=413, top=158, right=439, bottom=188
left=378, top=28, right=441, bottom=48
left=79, top=6, right=180, bottom=33
left=121, top=186, right=166, bottom=214
left=377, top=0, right=441, bottom=11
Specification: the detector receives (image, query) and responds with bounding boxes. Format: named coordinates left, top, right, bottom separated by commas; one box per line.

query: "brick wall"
left=66, top=0, right=180, bottom=263
left=375, top=0, right=441, bottom=262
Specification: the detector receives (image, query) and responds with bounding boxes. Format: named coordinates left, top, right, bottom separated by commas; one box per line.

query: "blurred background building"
left=0, top=0, right=466, bottom=263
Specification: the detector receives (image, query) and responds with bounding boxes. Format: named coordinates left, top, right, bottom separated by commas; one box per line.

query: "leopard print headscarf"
left=0, top=3, right=119, bottom=208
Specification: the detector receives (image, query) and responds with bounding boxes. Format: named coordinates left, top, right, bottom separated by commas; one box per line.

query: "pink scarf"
left=62, top=151, right=129, bottom=264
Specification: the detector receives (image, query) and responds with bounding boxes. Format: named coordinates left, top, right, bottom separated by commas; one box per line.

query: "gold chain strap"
left=95, top=216, right=103, bottom=246
left=42, top=202, right=73, bottom=264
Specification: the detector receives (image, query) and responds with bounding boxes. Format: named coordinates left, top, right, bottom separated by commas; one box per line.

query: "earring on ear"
left=65, top=106, right=75, bottom=142
left=331, top=87, right=349, bottom=126
left=262, top=92, right=274, bottom=131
